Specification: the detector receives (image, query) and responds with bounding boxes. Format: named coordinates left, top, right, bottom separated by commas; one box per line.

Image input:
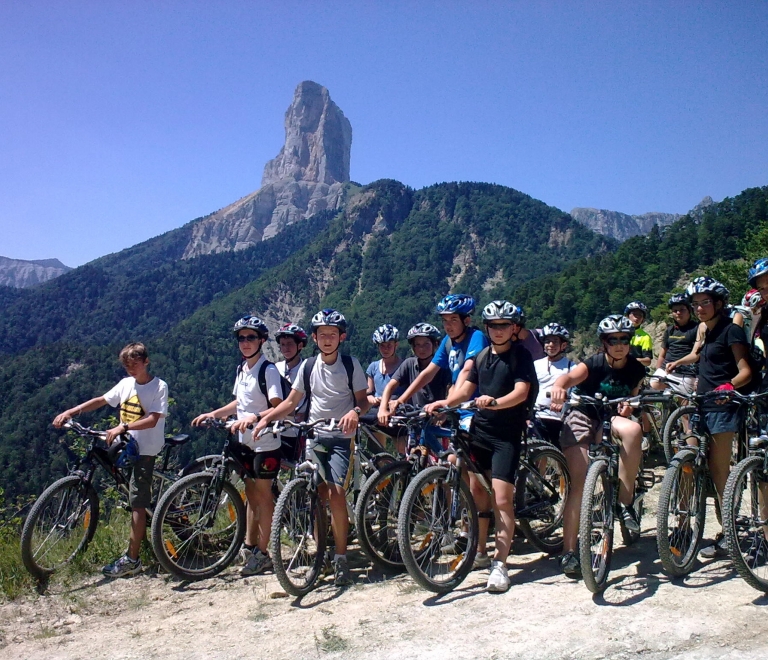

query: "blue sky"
left=1, top=1, right=766, bottom=266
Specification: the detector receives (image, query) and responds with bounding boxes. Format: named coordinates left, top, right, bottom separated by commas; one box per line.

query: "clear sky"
left=1, top=1, right=766, bottom=267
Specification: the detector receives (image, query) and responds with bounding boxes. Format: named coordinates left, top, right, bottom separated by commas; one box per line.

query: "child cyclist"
left=624, top=301, right=654, bottom=367
left=253, top=309, right=370, bottom=586
left=53, top=343, right=168, bottom=578
left=550, top=315, right=646, bottom=579
left=649, top=294, right=698, bottom=394
left=191, top=316, right=284, bottom=576
left=366, top=324, right=404, bottom=408
left=533, top=323, right=576, bottom=447
left=436, top=301, right=537, bottom=593
left=274, top=323, right=310, bottom=460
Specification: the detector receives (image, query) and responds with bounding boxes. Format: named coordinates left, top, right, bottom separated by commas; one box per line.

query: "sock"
left=334, top=553, right=347, bottom=562
left=243, top=544, right=256, bottom=552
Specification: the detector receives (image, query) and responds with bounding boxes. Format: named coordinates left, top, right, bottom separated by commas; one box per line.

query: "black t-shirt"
left=697, top=316, right=748, bottom=395
left=466, top=344, right=537, bottom=436
left=663, top=320, right=699, bottom=375
left=576, top=353, right=646, bottom=400
left=392, top=357, right=451, bottom=408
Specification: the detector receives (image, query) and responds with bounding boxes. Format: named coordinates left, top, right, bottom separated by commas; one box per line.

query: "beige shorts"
left=559, top=409, right=601, bottom=450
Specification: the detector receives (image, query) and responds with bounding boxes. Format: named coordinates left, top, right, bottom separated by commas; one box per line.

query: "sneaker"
left=699, top=533, right=728, bottom=559
left=486, top=560, right=510, bottom=593
left=641, top=435, right=650, bottom=452
left=102, top=554, right=142, bottom=578
left=622, top=503, right=641, bottom=535
left=333, top=556, right=353, bottom=586
left=745, top=539, right=768, bottom=569
left=238, top=545, right=255, bottom=566
left=241, top=549, right=272, bottom=576
left=560, top=551, right=581, bottom=579
left=473, top=552, right=492, bottom=570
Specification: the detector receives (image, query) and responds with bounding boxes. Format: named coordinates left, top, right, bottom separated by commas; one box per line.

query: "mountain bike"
left=396, top=404, right=571, bottom=594
left=656, top=390, right=756, bottom=577
left=20, top=420, right=189, bottom=580
left=574, top=393, right=656, bottom=593
left=633, top=376, right=687, bottom=461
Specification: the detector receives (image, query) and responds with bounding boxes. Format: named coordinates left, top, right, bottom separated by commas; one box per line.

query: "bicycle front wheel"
left=271, top=477, right=327, bottom=597
left=723, top=455, right=768, bottom=592
left=578, top=459, right=614, bottom=593
left=516, top=446, right=570, bottom=555
left=656, top=449, right=706, bottom=577
left=397, top=465, right=478, bottom=594
left=662, top=405, right=696, bottom=464
left=151, top=472, right=246, bottom=580
left=20, top=476, right=100, bottom=579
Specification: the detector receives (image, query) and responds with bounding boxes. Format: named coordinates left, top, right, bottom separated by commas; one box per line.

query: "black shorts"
left=537, top=418, right=563, bottom=448
left=129, top=455, right=155, bottom=509
left=467, top=426, right=523, bottom=484
left=250, top=448, right=283, bottom=480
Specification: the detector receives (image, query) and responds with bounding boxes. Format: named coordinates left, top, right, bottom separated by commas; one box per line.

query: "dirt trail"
left=3, top=491, right=768, bottom=659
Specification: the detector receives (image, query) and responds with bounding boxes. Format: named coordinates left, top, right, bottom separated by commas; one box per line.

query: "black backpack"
left=474, top=344, right=539, bottom=413
left=237, top=359, right=291, bottom=408
left=301, top=354, right=356, bottom=410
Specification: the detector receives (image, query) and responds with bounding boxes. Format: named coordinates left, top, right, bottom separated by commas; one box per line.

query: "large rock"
left=183, top=81, right=352, bottom=258
left=0, top=256, right=71, bottom=288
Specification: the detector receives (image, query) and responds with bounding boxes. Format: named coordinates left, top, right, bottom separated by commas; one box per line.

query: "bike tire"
left=656, top=449, right=706, bottom=577
left=20, top=475, right=100, bottom=579
left=397, top=465, right=478, bottom=594
left=722, top=455, right=768, bottom=593
left=354, top=460, right=412, bottom=572
left=151, top=472, right=246, bottom=580
left=516, top=446, right=570, bottom=555
left=271, top=477, right=327, bottom=597
left=662, top=405, right=696, bottom=464
left=578, top=459, right=614, bottom=594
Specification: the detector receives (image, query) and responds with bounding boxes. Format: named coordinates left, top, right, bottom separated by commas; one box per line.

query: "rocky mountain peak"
left=261, top=81, right=352, bottom=187
left=0, top=256, right=72, bottom=288
left=182, top=81, right=352, bottom=259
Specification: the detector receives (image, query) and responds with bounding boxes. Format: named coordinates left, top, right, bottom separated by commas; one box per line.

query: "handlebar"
left=62, top=420, right=108, bottom=439
left=267, top=418, right=342, bottom=434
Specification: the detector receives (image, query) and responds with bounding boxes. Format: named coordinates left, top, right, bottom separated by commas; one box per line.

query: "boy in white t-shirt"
left=534, top=323, right=576, bottom=447
left=192, top=316, right=284, bottom=577
left=274, top=323, right=310, bottom=460
left=53, top=343, right=168, bottom=578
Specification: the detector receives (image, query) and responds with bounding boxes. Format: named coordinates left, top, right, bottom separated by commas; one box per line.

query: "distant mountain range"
left=0, top=256, right=71, bottom=288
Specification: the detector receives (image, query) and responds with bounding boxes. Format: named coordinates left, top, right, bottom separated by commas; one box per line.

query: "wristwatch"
left=121, top=422, right=130, bottom=434
left=353, top=407, right=362, bottom=416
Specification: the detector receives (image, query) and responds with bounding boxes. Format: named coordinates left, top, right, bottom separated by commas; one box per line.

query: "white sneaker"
left=487, top=560, right=510, bottom=593
left=473, top=552, right=491, bottom=570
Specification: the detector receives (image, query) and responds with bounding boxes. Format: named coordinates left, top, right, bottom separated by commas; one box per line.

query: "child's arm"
left=377, top=377, right=401, bottom=424
left=53, top=396, right=108, bottom=428
left=104, top=412, right=163, bottom=444
left=191, top=401, right=238, bottom=426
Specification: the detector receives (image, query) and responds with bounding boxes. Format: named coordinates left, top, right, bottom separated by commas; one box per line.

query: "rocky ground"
left=3, top=471, right=767, bottom=660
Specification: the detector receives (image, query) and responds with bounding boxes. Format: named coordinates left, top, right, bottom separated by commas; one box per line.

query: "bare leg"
left=321, top=482, right=349, bottom=555
left=709, top=432, right=734, bottom=509
left=128, top=508, right=146, bottom=561
left=563, top=444, right=590, bottom=553
left=491, top=479, right=515, bottom=562
left=251, top=478, right=274, bottom=553
left=470, top=472, right=493, bottom=555
left=613, top=416, right=643, bottom=506
left=243, top=479, right=261, bottom=547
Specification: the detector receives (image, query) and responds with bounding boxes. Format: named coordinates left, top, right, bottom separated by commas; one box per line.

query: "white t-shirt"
left=232, top=355, right=283, bottom=451
left=292, top=355, right=367, bottom=438
left=103, top=376, right=168, bottom=456
left=276, top=360, right=308, bottom=436
left=534, top=355, right=577, bottom=420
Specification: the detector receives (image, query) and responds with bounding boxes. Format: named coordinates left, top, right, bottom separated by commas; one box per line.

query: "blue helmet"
left=748, top=257, right=768, bottom=287
left=372, top=324, right=400, bottom=344
left=541, top=323, right=570, bottom=342
left=436, top=294, right=476, bottom=316
left=668, top=293, right=692, bottom=309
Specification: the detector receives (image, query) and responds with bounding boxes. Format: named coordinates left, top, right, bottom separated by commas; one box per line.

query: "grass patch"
left=0, top=529, right=35, bottom=600
left=33, top=624, right=58, bottom=640
left=315, top=624, right=349, bottom=654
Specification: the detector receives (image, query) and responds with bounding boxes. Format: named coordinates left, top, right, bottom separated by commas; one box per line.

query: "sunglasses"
left=485, top=323, right=514, bottom=330
left=605, top=336, right=631, bottom=346
left=237, top=335, right=261, bottom=343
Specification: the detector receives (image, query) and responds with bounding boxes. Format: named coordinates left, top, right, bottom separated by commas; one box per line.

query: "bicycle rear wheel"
left=723, top=455, right=768, bottom=592
left=20, top=476, right=100, bottom=579
left=397, top=465, right=478, bottom=594
left=271, top=477, right=327, bottom=597
left=151, top=472, right=246, bottom=580
left=656, top=449, right=706, bottom=577
left=354, top=461, right=411, bottom=572
left=579, top=459, right=614, bottom=593
left=662, top=405, right=696, bottom=464
left=516, top=446, right=570, bottom=554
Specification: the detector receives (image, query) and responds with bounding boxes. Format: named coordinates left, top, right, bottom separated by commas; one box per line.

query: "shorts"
left=249, top=448, right=283, bottom=480
left=650, top=368, right=696, bottom=395
left=536, top=417, right=563, bottom=448
left=467, top=426, right=523, bottom=484
left=560, top=409, right=601, bottom=450
left=308, top=436, right=352, bottom=487
left=129, top=455, right=155, bottom=509
left=279, top=432, right=303, bottom=464
left=702, top=405, right=744, bottom=435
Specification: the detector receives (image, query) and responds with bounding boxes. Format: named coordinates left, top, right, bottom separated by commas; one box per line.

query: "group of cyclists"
left=50, top=255, right=768, bottom=595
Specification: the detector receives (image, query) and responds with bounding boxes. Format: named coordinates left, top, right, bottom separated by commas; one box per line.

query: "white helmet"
left=597, top=314, right=635, bottom=338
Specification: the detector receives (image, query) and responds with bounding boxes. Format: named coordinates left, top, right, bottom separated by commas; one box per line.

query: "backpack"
left=301, top=354, right=356, bottom=410
left=474, top=345, right=539, bottom=414
left=237, top=359, right=291, bottom=408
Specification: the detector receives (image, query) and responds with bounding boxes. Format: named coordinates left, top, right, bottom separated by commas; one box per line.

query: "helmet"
left=685, top=276, right=730, bottom=302
left=275, top=323, right=308, bottom=344
left=668, top=293, right=691, bottom=309
left=540, top=323, right=570, bottom=342
left=406, top=323, right=441, bottom=342
left=597, top=314, right=635, bottom=339
left=748, top=257, right=768, bottom=287
left=233, top=315, right=269, bottom=339
left=623, top=301, right=648, bottom=317
left=436, top=294, right=476, bottom=316
left=482, top=300, right=523, bottom=323
left=372, top=324, right=400, bottom=344
left=310, top=308, right=348, bottom=332
left=742, top=289, right=764, bottom=309
left=114, top=438, right=140, bottom=468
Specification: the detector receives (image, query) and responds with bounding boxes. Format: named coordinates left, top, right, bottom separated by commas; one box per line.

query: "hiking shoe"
left=473, top=552, right=492, bottom=570
left=102, top=554, right=142, bottom=578
left=238, top=545, right=254, bottom=566
left=699, top=533, right=728, bottom=559
left=333, top=556, right=353, bottom=587
left=746, top=539, right=768, bottom=569
left=622, top=503, right=641, bottom=535
left=241, top=549, right=272, bottom=576
left=486, top=560, right=510, bottom=593
left=560, top=551, right=581, bottom=580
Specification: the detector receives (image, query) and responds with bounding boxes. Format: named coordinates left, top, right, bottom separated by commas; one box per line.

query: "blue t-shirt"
left=366, top=359, right=405, bottom=397
left=432, top=327, right=490, bottom=383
